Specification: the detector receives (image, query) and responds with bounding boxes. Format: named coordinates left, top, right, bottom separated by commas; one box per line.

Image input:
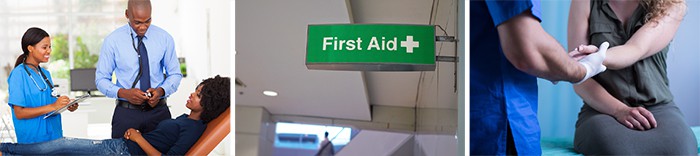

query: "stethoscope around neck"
left=22, top=63, right=59, bottom=98
left=129, top=25, right=147, bottom=90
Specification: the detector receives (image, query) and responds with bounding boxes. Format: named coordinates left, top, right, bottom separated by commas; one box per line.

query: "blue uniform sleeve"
left=95, top=36, right=121, bottom=98
left=485, top=0, right=542, bottom=27
left=8, top=67, right=27, bottom=107
left=158, top=33, right=182, bottom=97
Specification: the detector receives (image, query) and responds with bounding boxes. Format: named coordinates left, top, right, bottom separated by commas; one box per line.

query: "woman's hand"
left=126, top=128, right=161, bottom=156
left=569, top=45, right=599, bottom=61
left=124, top=128, right=143, bottom=141
left=52, top=96, right=70, bottom=110
left=613, top=106, right=657, bottom=131
left=67, top=102, right=79, bottom=112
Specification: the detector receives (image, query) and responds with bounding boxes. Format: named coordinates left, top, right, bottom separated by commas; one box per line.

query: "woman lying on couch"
left=0, top=75, right=230, bottom=156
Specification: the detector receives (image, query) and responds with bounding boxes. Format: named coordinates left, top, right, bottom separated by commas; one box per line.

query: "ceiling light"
left=263, top=90, right=278, bottom=97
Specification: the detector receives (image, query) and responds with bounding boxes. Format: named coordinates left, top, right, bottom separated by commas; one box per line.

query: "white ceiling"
left=236, top=0, right=371, bottom=121
left=350, top=0, right=457, bottom=109
left=235, top=0, right=457, bottom=121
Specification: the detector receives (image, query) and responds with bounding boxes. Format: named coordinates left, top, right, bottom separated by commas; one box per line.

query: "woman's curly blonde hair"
left=640, top=0, right=683, bottom=23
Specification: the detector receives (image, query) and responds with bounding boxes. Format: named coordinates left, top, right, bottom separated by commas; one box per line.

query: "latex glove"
left=573, top=42, right=609, bottom=85
left=551, top=45, right=601, bottom=84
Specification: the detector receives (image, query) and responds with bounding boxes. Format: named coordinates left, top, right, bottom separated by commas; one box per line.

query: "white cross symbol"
left=400, top=36, right=419, bottom=53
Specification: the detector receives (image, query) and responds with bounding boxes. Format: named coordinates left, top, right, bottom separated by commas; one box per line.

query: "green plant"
left=180, top=63, right=187, bottom=77
left=49, top=34, right=100, bottom=79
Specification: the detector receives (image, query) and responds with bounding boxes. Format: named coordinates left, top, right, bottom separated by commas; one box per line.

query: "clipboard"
left=44, top=94, right=91, bottom=119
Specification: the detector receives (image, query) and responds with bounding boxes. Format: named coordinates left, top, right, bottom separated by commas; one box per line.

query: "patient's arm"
left=602, top=1, right=686, bottom=69
left=124, top=128, right=161, bottom=156
left=568, top=0, right=659, bottom=131
left=574, top=80, right=657, bottom=131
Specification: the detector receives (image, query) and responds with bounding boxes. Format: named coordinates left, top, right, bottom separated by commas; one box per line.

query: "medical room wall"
left=537, top=1, right=700, bottom=139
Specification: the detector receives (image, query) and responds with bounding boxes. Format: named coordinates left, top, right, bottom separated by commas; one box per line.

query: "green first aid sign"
left=306, top=24, right=435, bottom=71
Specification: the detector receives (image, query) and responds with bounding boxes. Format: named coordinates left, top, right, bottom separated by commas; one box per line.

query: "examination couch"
left=541, top=126, right=700, bottom=155
left=186, top=108, right=231, bottom=155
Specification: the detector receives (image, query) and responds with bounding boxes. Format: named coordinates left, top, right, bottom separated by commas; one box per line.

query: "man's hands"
left=613, top=106, right=657, bottom=131
left=124, top=128, right=143, bottom=141
left=119, top=87, right=164, bottom=106
left=118, top=88, right=149, bottom=104
left=573, top=42, right=609, bottom=84
left=145, top=88, right=164, bottom=107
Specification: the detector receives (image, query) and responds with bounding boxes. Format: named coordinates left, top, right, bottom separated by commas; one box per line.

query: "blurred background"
left=236, top=0, right=460, bottom=155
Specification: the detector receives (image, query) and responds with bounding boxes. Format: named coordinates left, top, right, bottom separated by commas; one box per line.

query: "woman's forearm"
left=13, top=105, right=56, bottom=119
left=574, top=79, right=658, bottom=130
left=134, top=138, right=161, bottom=156
left=573, top=79, right=627, bottom=116
left=603, top=1, right=686, bottom=70
left=603, top=45, right=645, bottom=70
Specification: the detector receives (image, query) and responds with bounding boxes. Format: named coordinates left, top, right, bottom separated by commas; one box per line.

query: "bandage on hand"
left=574, top=42, right=609, bottom=85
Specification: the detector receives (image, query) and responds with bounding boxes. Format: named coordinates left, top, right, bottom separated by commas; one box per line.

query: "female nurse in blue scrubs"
left=7, top=27, right=78, bottom=144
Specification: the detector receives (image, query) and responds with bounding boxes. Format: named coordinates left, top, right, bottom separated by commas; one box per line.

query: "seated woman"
left=0, top=75, right=230, bottom=156
left=568, top=0, right=696, bottom=155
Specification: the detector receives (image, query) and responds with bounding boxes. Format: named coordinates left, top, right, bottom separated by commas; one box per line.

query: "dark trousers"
left=111, top=104, right=171, bottom=138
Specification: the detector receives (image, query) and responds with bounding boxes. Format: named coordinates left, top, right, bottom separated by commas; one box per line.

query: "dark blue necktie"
left=137, top=36, right=151, bottom=92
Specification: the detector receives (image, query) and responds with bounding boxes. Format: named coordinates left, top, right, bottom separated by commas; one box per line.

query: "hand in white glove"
left=574, top=42, right=609, bottom=85
left=569, top=45, right=600, bottom=61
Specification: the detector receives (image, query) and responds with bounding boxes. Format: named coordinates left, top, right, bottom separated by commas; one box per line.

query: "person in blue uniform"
left=7, top=27, right=78, bottom=144
left=470, top=0, right=610, bottom=155
left=0, top=75, right=230, bottom=155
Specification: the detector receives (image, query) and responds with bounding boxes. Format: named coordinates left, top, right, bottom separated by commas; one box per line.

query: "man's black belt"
left=116, top=99, right=167, bottom=111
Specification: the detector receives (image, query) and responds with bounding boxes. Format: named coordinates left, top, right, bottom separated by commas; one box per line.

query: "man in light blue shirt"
left=95, top=0, right=182, bottom=138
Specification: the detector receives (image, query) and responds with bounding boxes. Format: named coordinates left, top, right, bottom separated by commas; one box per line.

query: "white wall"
left=667, top=0, right=700, bottom=127
left=164, top=0, right=232, bottom=118
left=236, top=106, right=275, bottom=156
left=336, top=130, right=412, bottom=156
left=414, top=107, right=457, bottom=156
left=414, top=134, right=458, bottom=156
left=392, top=136, right=415, bottom=156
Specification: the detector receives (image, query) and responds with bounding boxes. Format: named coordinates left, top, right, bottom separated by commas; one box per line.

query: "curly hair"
left=198, top=75, right=231, bottom=123
left=640, top=0, right=683, bottom=23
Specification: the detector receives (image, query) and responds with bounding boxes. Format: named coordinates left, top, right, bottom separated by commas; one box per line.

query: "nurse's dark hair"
left=198, top=75, right=230, bottom=123
left=14, top=27, right=49, bottom=67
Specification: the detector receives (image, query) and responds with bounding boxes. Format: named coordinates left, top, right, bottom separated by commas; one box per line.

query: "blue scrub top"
left=470, top=0, right=542, bottom=155
left=7, top=63, right=62, bottom=144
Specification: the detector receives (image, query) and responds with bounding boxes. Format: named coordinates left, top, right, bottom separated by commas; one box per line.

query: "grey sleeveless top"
left=587, top=0, right=672, bottom=107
